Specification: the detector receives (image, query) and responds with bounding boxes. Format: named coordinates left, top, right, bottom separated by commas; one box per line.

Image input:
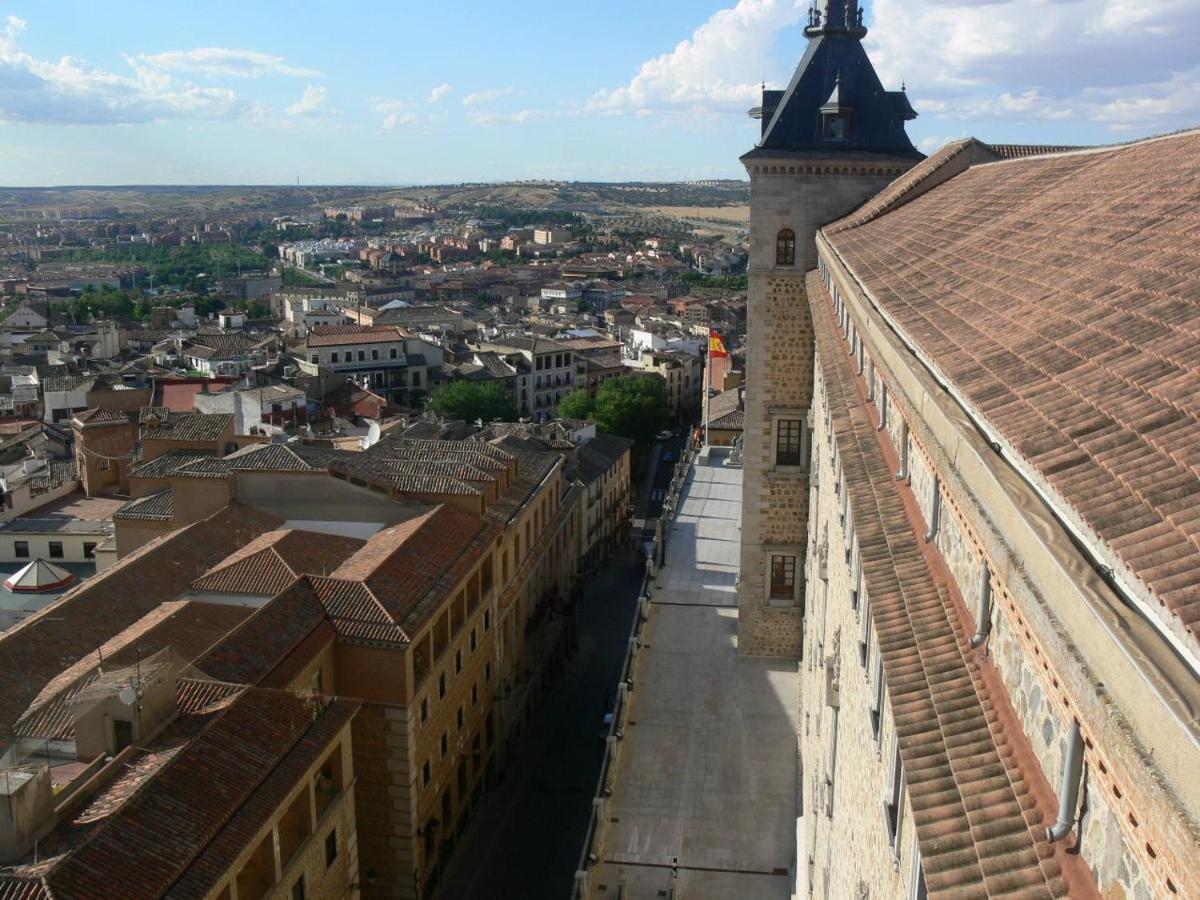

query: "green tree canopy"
left=429, top=380, right=518, bottom=423
left=591, top=375, right=668, bottom=445
left=557, top=388, right=595, bottom=421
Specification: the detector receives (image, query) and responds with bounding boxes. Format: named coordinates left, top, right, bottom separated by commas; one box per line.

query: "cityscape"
left=0, top=2, right=1197, bottom=900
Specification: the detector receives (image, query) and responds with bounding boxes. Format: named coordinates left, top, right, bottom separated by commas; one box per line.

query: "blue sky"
left=0, top=0, right=1197, bottom=185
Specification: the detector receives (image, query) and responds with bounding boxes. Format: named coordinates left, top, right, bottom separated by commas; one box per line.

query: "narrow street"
left=432, top=546, right=645, bottom=900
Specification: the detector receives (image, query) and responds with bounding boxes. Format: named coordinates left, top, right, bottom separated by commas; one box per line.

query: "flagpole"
left=704, top=329, right=711, bottom=447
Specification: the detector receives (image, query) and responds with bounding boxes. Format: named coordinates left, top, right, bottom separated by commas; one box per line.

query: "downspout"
left=923, top=475, right=940, bottom=542
left=970, top=562, right=993, bottom=648
left=1047, top=719, right=1084, bottom=842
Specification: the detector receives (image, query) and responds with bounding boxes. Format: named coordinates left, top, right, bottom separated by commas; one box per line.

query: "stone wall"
left=738, top=159, right=912, bottom=658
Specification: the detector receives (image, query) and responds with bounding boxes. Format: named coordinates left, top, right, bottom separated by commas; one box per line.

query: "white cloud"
left=868, top=0, right=1200, bottom=132
left=427, top=82, right=454, bottom=103
left=468, top=108, right=551, bottom=126
left=463, top=86, right=515, bottom=106
left=0, top=17, right=262, bottom=125
left=287, top=84, right=326, bottom=117
left=588, top=0, right=806, bottom=116
left=135, top=47, right=320, bottom=78
left=376, top=99, right=436, bottom=131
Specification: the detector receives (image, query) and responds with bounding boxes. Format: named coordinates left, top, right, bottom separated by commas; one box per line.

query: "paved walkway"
left=591, top=457, right=800, bottom=899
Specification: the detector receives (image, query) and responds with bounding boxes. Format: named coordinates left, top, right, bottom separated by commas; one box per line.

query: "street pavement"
left=590, top=457, right=800, bottom=900
left=432, top=546, right=645, bottom=900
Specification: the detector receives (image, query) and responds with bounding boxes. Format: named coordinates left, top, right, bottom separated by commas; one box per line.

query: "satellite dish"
left=117, top=686, right=137, bottom=706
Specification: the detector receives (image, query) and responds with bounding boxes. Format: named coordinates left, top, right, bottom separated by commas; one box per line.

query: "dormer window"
left=824, top=113, right=850, bottom=141
left=776, top=229, right=796, bottom=266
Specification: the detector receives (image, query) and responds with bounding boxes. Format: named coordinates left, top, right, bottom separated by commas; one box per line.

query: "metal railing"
left=571, top=443, right=697, bottom=899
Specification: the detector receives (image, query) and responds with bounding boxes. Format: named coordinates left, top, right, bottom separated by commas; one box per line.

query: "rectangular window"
left=870, top=655, right=885, bottom=742
left=357, top=350, right=365, bottom=361
left=372, top=349, right=379, bottom=360
left=420, top=697, right=429, bottom=724
left=472, top=683, right=479, bottom=707
left=455, top=649, right=463, bottom=674
left=457, top=706, right=465, bottom=731
left=310, top=354, right=319, bottom=365
left=470, top=629, right=477, bottom=653
left=776, top=419, right=803, bottom=467
left=48, top=541, right=63, bottom=559
left=440, top=731, right=448, bottom=758
left=292, top=875, right=306, bottom=900
left=885, top=739, right=904, bottom=853
left=484, top=610, right=491, bottom=632
left=14, top=541, right=28, bottom=559
left=438, top=672, right=447, bottom=699
left=331, top=352, right=339, bottom=363
left=485, top=662, right=492, bottom=683
left=422, top=759, right=431, bottom=786
left=769, top=555, right=796, bottom=602
left=324, top=829, right=338, bottom=868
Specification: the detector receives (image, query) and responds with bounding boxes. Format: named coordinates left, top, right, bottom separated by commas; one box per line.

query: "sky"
left=0, top=0, right=1197, bottom=185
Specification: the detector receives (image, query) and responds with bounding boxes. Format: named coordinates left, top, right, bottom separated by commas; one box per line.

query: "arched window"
left=776, top=228, right=796, bottom=266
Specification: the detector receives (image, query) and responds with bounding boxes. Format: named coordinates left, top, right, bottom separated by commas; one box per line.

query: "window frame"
left=775, top=228, right=796, bottom=267
left=766, top=550, right=801, bottom=608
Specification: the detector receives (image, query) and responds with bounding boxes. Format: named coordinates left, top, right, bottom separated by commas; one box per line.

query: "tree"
left=429, top=380, right=518, bottom=423
left=558, top=389, right=595, bottom=421
left=591, top=375, right=668, bottom=445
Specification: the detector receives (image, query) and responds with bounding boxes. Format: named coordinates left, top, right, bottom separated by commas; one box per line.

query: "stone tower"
left=738, top=0, right=921, bottom=656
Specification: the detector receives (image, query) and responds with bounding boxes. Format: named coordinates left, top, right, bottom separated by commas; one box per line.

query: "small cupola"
left=820, top=76, right=853, bottom=142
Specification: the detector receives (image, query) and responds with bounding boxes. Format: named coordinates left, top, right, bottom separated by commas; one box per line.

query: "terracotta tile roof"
left=12, top=601, right=251, bottom=743
left=11, top=686, right=357, bottom=900
left=306, top=325, right=405, bottom=347
left=823, top=129, right=1200, bottom=648
left=809, top=271, right=1091, bottom=898
left=0, top=503, right=283, bottom=742
left=194, top=578, right=331, bottom=684
left=71, top=407, right=131, bottom=428
left=129, top=449, right=216, bottom=479
left=141, top=412, right=233, bottom=443
left=113, top=488, right=174, bottom=521
left=190, top=528, right=364, bottom=596
left=331, top=506, right=483, bottom=631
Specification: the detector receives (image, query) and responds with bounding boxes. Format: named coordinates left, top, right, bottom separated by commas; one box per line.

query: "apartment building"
left=636, top=350, right=701, bottom=422
left=101, top=432, right=583, bottom=898
left=476, top=337, right=584, bottom=422
left=302, top=325, right=445, bottom=407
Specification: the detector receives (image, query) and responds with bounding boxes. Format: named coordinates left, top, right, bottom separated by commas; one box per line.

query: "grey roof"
left=746, top=0, right=920, bottom=160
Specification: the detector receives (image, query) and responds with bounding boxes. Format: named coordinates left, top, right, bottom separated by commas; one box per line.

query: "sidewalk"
left=589, top=457, right=800, bottom=900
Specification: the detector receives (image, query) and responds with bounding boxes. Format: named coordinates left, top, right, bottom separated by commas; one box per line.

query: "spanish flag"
left=709, top=330, right=729, bottom=358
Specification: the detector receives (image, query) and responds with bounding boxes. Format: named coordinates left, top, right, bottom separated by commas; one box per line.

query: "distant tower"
left=738, top=0, right=920, bottom=657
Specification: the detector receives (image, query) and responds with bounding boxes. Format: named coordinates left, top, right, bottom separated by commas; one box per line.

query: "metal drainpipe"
left=924, top=475, right=940, bottom=542
left=970, top=562, right=993, bottom=648
left=1047, top=719, right=1084, bottom=842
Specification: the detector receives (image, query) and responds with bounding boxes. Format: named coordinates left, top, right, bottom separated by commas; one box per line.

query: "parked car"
left=656, top=429, right=674, bottom=441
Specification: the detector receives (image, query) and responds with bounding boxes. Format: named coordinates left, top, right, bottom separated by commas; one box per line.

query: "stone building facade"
left=797, top=131, right=1200, bottom=898
left=738, top=0, right=921, bottom=656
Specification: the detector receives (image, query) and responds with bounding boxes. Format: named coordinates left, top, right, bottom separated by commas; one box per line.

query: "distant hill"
left=0, top=180, right=749, bottom=218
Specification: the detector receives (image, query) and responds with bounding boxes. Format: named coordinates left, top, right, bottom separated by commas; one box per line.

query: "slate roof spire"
left=745, top=2, right=921, bottom=159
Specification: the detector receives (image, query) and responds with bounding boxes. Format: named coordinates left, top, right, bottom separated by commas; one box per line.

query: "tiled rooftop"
left=0, top=503, right=283, bottom=742
left=824, top=129, right=1200, bottom=649
left=190, top=528, right=364, bottom=596
left=810, top=271, right=1090, bottom=898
